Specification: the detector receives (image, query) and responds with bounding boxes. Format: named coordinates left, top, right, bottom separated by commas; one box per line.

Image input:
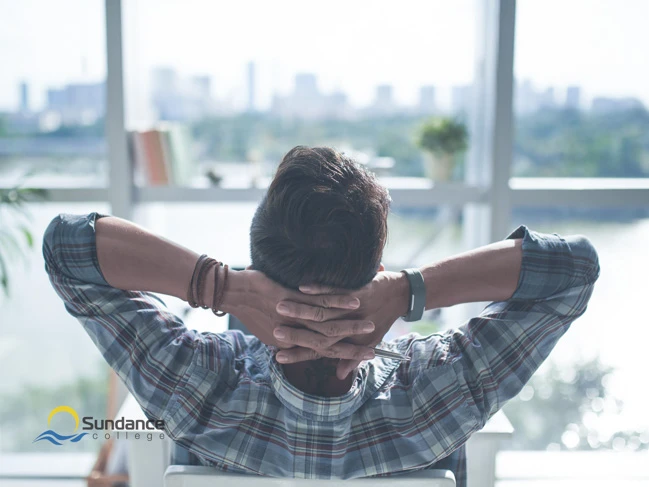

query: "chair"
left=164, top=465, right=456, bottom=487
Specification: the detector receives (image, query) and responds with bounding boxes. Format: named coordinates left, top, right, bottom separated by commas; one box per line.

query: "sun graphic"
left=47, top=405, right=81, bottom=433
left=34, top=405, right=87, bottom=446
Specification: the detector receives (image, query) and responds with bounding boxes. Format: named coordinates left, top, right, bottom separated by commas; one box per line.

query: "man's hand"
left=273, top=271, right=409, bottom=379
left=225, top=270, right=378, bottom=356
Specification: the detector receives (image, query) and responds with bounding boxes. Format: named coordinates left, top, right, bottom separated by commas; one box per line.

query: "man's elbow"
left=568, top=234, right=600, bottom=286
left=42, top=214, right=64, bottom=275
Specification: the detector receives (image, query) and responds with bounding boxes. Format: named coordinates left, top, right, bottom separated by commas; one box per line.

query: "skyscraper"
left=592, top=97, right=645, bottom=113
left=371, top=84, right=395, bottom=115
left=151, top=67, right=178, bottom=103
left=19, top=81, right=29, bottom=112
left=191, top=76, right=211, bottom=100
left=565, top=86, right=581, bottom=110
left=451, top=85, right=472, bottom=114
left=538, top=87, right=556, bottom=109
left=247, top=61, right=256, bottom=112
left=418, top=85, right=436, bottom=114
left=294, top=73, right=319, bottom=99
left=45, top=82, right=105, bottom=125
left=515, top=79, right=536, bottom=114
left=292, top=73, right=322, bottom=118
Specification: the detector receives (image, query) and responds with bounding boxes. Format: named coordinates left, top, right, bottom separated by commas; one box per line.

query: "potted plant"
left=417, top=117, right=469, bottom=182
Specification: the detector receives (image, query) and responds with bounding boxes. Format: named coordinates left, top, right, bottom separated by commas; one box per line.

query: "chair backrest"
left=164, top=465, right=456, bottom=487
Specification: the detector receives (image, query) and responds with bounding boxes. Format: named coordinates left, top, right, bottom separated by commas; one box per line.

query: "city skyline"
left=1, top=0, right=648, bottom=115
left=8, top=67, right=645, bottom=135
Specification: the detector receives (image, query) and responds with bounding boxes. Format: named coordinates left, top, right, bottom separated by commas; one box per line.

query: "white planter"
left=424, top=153, right=455, bottom=182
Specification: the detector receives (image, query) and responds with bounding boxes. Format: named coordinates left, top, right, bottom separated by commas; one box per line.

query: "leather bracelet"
left=400, top=268, right=426, bottom=322
left=211, top=261, right=221, bottom=315
left=187, top=254, right=209, bottom=307
left=196, top=258, right=217, bottom=309
left=188, top=255, right=229, bottom=315
left=213, top=264, right=229, bottom=317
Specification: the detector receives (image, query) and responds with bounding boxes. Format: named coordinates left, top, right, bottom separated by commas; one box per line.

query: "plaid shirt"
left=43, top=212, right=599, bottom=486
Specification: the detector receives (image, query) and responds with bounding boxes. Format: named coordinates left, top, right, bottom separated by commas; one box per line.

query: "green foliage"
left=0, top=372, right=109, bottom=453
left=192, top=114, right=429, bottom=176
left=4, top=106, right=649, bottom=180
left=514, top=107, right=649, bottom=177
left=190, top=107, right=649, bottom=179
left=503, top=356, right=648, bottom=451
left=416, top=117, right=469, bottom=156
left=190, top=108, right=649, bottom=179
left=0, top=185, right=48, bottom=297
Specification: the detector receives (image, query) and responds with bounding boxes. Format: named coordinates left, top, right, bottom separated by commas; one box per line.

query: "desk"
left=116, top=394, right=513, bottom=487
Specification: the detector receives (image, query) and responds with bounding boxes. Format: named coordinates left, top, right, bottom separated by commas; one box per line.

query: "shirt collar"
left=253, top=344, right=401, bottom=422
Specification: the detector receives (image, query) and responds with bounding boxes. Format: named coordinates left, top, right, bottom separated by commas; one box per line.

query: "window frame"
left=15, top=0, right=646, bottom=225
left=18, top=0, right=649, bottom=349
left=2, top=0, right=648, bottom=476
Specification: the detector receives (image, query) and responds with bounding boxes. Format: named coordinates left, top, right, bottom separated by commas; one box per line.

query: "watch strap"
left=400, top=268, right=426, bottom=322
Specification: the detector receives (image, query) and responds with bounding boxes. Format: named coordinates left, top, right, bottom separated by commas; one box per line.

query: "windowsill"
left=0, top=453, right=95, bottom=479
left=510, top=177, right=649, bottom=190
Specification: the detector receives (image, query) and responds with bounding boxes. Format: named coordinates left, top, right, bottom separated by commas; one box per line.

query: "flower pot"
left=424, top=152, right=455, bottom=182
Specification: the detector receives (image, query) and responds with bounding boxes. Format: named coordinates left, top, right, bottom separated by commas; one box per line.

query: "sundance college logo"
left=33, top=405, right=167, bottom=446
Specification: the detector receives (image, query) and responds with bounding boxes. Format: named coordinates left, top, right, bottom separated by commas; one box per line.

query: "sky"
left=0, top=0, right=648, bottom=120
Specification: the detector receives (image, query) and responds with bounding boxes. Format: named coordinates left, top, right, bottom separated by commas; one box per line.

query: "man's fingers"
left=316, top=342, right=375, bottom=361
left=274, top=326, right=338, bottom=350
left=277, top=301, right=348, bottom=322
left=299, top=284, right=340, bottom=295
left=274, top=327, right=376, bottom=361
left=296, top=287, right=360, bottom=310
left=308, top=320, right=375, bottom=337
left=275, top=347, right=321, bottom=364
left=274, top=320, right=374, bottom=346
left=313, top=294, right=360, bottom=310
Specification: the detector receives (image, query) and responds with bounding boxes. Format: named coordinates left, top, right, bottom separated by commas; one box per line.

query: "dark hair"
left=250, top=146, right=391, bottom=290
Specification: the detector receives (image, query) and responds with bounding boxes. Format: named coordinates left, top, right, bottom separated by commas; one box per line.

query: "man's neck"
left=282, top=358, right=355, bottom=397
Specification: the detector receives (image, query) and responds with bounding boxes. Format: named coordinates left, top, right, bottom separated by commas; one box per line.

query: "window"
left=513, top=0, right=649, bottom=178
left=384, top=206, right=466, bottom=337
left=503, top=206, right=649, bottom=452
left=0, top=0, right=107, bottom=188
left=0, top=203, right=110, bottom=454
left=2, top=0, right=648, bottom=482
left=123, top=0, right=478, bottom=186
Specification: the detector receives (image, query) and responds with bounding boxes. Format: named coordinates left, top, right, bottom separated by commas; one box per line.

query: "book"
left=131, top=130, right=169, bottom=186
left=158, top=122, right=195, bottom=186
left=129, top=124, right=194, bottom=186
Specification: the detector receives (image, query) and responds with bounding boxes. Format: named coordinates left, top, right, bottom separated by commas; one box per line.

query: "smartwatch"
left=400, top=268, right=426, bottom=322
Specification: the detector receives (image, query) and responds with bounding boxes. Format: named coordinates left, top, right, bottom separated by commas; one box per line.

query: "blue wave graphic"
left=33, top=429, right=88, bottom=446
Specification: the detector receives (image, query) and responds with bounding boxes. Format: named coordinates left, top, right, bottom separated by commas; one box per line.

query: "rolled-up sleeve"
left=450, top=225, right=600, bottom=426
left=404, top=225, right=600, bottom=437
left=42, top=212, right=231, bottom=425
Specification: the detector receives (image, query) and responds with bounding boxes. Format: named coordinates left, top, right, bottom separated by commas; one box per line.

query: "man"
left=43, top=146, right=600, bottom=485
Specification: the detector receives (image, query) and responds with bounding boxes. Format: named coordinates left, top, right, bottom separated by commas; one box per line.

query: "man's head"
left=250, top=146, right=391, bottom=291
